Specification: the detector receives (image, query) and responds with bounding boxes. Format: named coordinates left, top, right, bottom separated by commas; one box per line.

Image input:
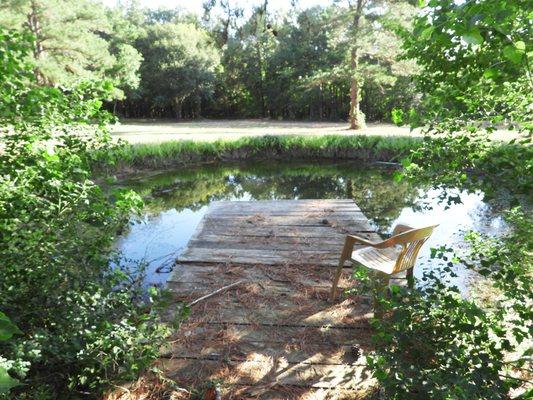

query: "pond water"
left=112, top=161, right=505, bottom=294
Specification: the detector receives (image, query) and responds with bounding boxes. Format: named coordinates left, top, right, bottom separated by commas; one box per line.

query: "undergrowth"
left=99, top=135, right=422, bottom=172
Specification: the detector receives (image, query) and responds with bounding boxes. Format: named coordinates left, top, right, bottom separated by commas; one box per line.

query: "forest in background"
left=0, top=0, right=420, bottom=123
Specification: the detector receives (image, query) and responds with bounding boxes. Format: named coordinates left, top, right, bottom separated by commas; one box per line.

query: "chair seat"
left=350, top=246, right=401, bottom=275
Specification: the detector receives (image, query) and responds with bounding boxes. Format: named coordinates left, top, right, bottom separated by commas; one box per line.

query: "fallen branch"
left=188, top=280, right=245, bottom=307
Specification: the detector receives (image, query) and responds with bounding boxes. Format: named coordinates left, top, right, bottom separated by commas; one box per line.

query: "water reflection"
left=113, top=161, right=504, bottom=291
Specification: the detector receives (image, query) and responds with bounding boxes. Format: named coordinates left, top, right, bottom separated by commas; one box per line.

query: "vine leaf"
left=503, top=44, right=524, bottom=64
left=462, top=29, right=483, bottom=45
left=0, top=367, right=19, bottom=394
left=0, top=312, right=22, bottom=341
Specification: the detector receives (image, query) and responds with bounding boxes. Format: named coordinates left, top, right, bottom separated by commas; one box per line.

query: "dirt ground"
left=110, top=119, right=422, bottom=143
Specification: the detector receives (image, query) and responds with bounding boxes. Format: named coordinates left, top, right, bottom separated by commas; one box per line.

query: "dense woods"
left=0, top=0, right=419, bottom=123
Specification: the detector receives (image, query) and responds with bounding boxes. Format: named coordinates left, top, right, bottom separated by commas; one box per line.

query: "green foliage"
left=109, top=1, right=421, bottom=121
left=1, top=0, right=423, bottom=121
left=361, top=0, right=533, bottom=397
left=0, top=314, right=21, bottom=394
left=0, top=313, right=22, bottom=343
left=405, top=135, right=532, bottom=205
left=135, top=20, right=220, bottom=118
left=368, top=271, right=513, bottom=399
left=403, top=0, right=532, bottom=128
left=0, top=0, right=143, bottom=97
left=0, top=27, right=178, bottom=398
left=391, top=108, right=404, bottom=125
left=101, top=134, right=422, bottom=172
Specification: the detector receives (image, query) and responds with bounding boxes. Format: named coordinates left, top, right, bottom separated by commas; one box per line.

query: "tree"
left=348, top=0, right=365, bottom=129
left=333, top=0, right=418, bottom=129
left=0, top=0, right=143, bottom=98
left=137, top=20, right=220, bottom=119
left=202, top=0, right=243, bottom=47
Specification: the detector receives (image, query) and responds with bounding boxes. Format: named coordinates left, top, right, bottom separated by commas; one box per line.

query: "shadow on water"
left=112, top=160, right=506, bottom=293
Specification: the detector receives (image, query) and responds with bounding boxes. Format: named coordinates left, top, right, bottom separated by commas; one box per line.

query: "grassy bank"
left=101, top=134, right=422, bottom=173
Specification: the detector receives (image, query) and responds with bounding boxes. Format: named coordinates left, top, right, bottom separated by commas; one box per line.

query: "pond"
left=112, top=160, right=506, bottom=294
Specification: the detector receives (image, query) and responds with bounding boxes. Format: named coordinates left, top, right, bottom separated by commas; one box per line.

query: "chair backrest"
left=387, top=225, right=438, bottom=274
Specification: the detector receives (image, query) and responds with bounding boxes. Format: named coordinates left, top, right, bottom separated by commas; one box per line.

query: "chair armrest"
left=392, top=224, right=414, bottom=236
left=346, top=235, right=385, bottom=248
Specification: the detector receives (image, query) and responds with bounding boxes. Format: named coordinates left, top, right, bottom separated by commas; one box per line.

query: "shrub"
left=0, top=28, right=179, bottom=398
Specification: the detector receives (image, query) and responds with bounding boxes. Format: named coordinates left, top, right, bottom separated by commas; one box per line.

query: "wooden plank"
left=166, top=343, right=364, bottom=365
left=205, top=211, right=364, bottom=217
left=186, top=234, right=364, bottom=246
left=166, top=323, right=372, bottom=349
left=160, top=358, right=374, bottom=390
left=194, top=223, right=377, bottom=237
left=182, top=233, right=379, bottom=251
left=208, top=199, right=360, bottom=210
left=166, top=293, right=373, bottom=328
left=163, top=321, right=373, bottom=365
left=168, top=264, right=352, bottom=286
left=178, top=248, right=343, bottom=266
left=229, top=385, right=372, bottom=400
left=244, top=386, right=375, bottom=400
left=203, top=216, right=369, bottom=226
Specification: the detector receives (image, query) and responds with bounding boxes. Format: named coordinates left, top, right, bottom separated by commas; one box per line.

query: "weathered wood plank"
left=166, top=323, right=372, bottom=349
left=168, top=264, right=352, bottom=286
left=160, top=358, right=374, bottom=390
left=196, top=223, right=376, bottom=237
left=189, top=231, right=380, bottom=247
left=178, top=248, right=343, bottom=266
left=163, top=320, right=373, bottom=365
left=167, top=291, right=373, bottom=328
left=208, top=199, right=360, bottom=210
left=168, top=263, right=405, bottom=294
left=203, top=216, right=369, bottom=227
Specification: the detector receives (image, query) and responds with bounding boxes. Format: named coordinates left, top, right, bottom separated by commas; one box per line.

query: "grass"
left=101, top=135, right=423, bottom=173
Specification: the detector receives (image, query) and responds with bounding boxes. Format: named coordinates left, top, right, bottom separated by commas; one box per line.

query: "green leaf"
left=462, top=29, right=483, bottom=45
left=515, top=41, right=525, bottom=51
left=0, top=312, right=22, bottom=341
left=419, top=26, right=434, bottom=40
left=0, top=367, right=19, bottom=394
left=483, top=68, right=498, bottom=79
left=503, top=45, right=524, bottom=64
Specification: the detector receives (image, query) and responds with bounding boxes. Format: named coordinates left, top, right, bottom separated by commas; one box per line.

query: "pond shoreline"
left=97, top=134, right=422, bottom=176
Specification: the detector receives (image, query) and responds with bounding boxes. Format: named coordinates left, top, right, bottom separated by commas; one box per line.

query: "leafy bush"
left=359, top=1, right=532, bottom=397
left=0, top=28, right=178, bottom=398
left=391, top=108, right=404, bottom=126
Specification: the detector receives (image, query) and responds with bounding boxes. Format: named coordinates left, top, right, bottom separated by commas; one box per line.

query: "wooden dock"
left=162, top=200, right=383, bottom=399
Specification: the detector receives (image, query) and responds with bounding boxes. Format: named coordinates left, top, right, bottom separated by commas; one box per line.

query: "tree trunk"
left=174, top=98, right=183, bottom=120
left=349, top=0, right=365, bottom=130
left=318, top=85, right=323, bottom=120
left=27, top=1, right=46, bottom=85
left=195, top=94, right=201, bottom=119
left=256, top=46, right=266, bottom=118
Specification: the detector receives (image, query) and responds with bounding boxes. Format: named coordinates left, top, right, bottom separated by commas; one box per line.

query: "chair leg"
left=330, top=256, right=347, bottom=302
left=406, top=267, right=414, bottom=289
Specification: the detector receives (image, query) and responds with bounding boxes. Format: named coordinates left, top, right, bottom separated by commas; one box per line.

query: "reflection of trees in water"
left=346, top=175, right=417, bottom=232
left=118, top=161, right=418, bottom=231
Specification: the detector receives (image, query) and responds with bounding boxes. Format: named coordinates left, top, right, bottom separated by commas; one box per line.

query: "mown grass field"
left=110, top=119, right=422, bottom=143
